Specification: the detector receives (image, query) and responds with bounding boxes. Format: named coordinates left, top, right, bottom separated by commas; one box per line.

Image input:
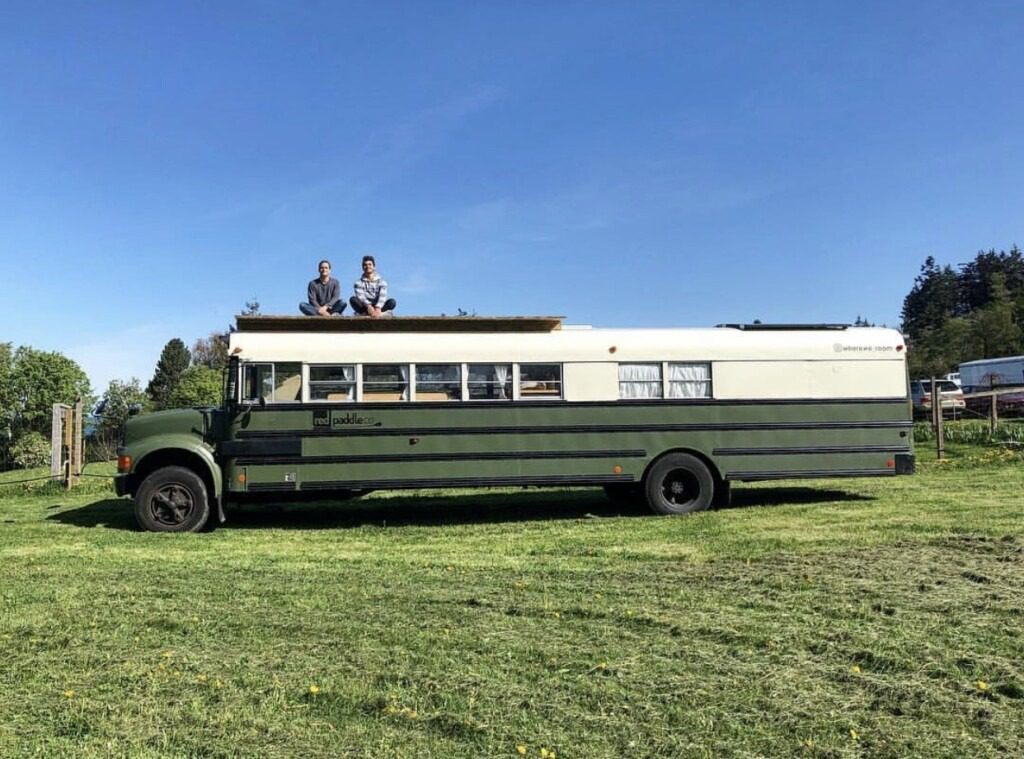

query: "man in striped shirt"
left=349, top=255, right=397, bottom=317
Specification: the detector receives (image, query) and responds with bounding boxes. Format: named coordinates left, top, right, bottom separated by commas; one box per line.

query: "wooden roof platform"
left=235, top=315, right=565, bottom=333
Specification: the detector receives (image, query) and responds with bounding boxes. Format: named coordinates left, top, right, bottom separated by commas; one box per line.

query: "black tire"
left=603, top=483, right=643, bottom=505
left=644, top=453, right=715, bottom=515
left=134, top=466, right=211, bottom=533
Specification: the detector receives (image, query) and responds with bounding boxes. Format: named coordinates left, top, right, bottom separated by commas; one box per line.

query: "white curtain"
left=341, top=366, right=355, bottom=399
left=493, top=364, right=510, bottom=399
left=619, top=363, right=662, bottom=399
left=400, top=364, right=410, bottom=401
left=669, top=363, right=711, bottom=398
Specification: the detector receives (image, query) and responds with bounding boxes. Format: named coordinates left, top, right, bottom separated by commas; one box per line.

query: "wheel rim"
left=660, top=468, right=701, bottom=508
left=148, top=484, right=195, bottom=526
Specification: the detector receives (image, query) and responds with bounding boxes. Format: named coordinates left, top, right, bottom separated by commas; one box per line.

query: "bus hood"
left=122, top=408, right=217, bottom=447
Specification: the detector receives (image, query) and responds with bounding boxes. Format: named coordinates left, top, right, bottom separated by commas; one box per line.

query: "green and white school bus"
left=115, top=316, right=914, bottom=532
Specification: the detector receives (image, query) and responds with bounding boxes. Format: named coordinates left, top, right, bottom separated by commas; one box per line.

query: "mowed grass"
left=1, top=446, right=1023, bottom=758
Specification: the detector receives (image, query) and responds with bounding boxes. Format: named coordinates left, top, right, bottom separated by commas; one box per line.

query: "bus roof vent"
left=715, top=323, right=851, bottom=331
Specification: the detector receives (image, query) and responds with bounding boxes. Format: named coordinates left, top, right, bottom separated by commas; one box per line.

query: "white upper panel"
left=229, top=326, right=907, bottom=365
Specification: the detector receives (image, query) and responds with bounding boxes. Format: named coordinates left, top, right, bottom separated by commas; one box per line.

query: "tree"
left=147, top=339, right=191, bottom=410
left=0, top=342, right=12, bottom=433
left=966, top=273, right=1022, bottom=359
left=192, top=332, right=229, bottom=371
left=906, top=317, right=973, bottom=378
left=900, top=257, right=960, bottom=340
left=242, top=297, right=261, bottom=316
left=958, top=246, right=1024, bottom=314
left=167, top=366, right=222, bottom=409
left=95, top=379, right=148, bottom=441
left=7, top=347, right=92, bottom=439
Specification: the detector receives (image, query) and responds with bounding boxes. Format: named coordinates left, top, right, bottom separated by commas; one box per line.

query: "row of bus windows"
left=242, top=362, right=710, bottom=403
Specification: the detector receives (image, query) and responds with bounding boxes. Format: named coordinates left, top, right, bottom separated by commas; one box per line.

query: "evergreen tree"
left=147, top=339, right=191, bottom=409
left=967, top=273, right=1022, bottom=359
left=957, top=246, right=1024, bottom=314
left=900, top=256, right=959, bottom=340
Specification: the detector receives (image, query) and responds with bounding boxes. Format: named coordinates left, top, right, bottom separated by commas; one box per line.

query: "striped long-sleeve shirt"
left=353, top=275, right=388, bottom=307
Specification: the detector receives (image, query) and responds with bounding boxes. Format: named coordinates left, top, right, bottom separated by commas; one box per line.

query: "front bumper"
left=114, top=473, right=132, bottom=497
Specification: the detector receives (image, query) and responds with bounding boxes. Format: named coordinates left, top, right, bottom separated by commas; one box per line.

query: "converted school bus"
left=115, top=317, right=915, bottom=532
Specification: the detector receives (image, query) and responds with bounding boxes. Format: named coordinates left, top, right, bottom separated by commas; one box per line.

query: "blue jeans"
left=299, top=300, right=346, bottom=316
left=349, top=297, right=397, bottom=315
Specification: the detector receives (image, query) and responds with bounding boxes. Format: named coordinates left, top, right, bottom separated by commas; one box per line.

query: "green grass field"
left=2, top=444, right=1023, bottom=758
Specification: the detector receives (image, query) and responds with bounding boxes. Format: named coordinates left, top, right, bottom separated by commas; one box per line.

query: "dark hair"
left=362, top=255, right=376, bottom=266
left=318, top=259, right=331, bottom=269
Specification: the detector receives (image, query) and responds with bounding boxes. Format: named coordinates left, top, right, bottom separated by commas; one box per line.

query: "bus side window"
left=242, top=363, right=273, bottom=402
left=668, top=363, right=711, bottom=398
left=520, top=364, right=562, bottom=398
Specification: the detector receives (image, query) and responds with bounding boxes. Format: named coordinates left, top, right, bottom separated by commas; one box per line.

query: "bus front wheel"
left=644, top=453, right=714, bottom=515
left=134, top=466, right=211, bottom=533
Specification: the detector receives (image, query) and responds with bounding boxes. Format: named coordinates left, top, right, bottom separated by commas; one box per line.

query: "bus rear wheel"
left=135, top=466, right=211, bottom=533
left=644, top=453, right=714, bottom=515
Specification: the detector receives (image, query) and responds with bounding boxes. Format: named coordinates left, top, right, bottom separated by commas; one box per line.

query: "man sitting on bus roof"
left=299, top=259, right=346, bottom=316
left=350, top=255, right=397, bottom=318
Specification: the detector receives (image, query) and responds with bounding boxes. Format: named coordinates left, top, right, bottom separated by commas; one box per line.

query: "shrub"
left=11, top=431, right=50, bottom=469
left=914, top=419, right=1024, bottom=444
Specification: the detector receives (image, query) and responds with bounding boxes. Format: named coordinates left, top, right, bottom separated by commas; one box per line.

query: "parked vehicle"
left=959, top=355, right=1024, bottom=393
left=115, top=318, right=915, bottom=532
left=910, top=379, right=965, bottom=419
left=943, top=372, right=961, bottom=388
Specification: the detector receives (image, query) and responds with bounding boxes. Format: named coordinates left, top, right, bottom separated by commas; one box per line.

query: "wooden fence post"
left=71, top=400, right=83, bottom=488
left=931, top=378, right=944, bottom=460
left=989, top=391, right=998, bottom=435
left=50, top=404, right=64, bottom=481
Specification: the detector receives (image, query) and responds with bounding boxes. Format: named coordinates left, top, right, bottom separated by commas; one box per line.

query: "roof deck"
left=235, top=315, right=566, bottom=333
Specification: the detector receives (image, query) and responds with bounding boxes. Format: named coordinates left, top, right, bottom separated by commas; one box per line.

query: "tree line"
left=900, top=246, right=1024, bottom=378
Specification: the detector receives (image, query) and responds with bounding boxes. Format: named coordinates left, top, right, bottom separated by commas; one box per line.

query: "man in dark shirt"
left=299, top=260, right=346, bottom=316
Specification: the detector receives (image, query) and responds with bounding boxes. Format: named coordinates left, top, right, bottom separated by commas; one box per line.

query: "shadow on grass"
left=46, top=485, right=872, bottom=531
left=723, top=486, right=873, bottom=511
left=46, top=498, right=137, bottom=530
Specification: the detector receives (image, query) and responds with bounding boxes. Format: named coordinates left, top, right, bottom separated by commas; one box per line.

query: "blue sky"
left=2, top=1, right=1022, bottom=392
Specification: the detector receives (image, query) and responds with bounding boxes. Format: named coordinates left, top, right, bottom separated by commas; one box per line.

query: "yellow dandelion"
left=850, top=664, right=862, bottom=674
left=213, top=679, right=223, bottom=689
left=517, top=746, right=527, bottom=756
left=197, top=674, right=208, bottom=683
left=162, top=650, right=173, bottom=658
left=309, top=684, right=321, bottom=695
left=62, top=689, right=75, bottom=698
left=977, top=680, right=989, bottom=691
left=540, top=749, right=550, bottom=759
left=850, top=729, right=859, bottom=740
